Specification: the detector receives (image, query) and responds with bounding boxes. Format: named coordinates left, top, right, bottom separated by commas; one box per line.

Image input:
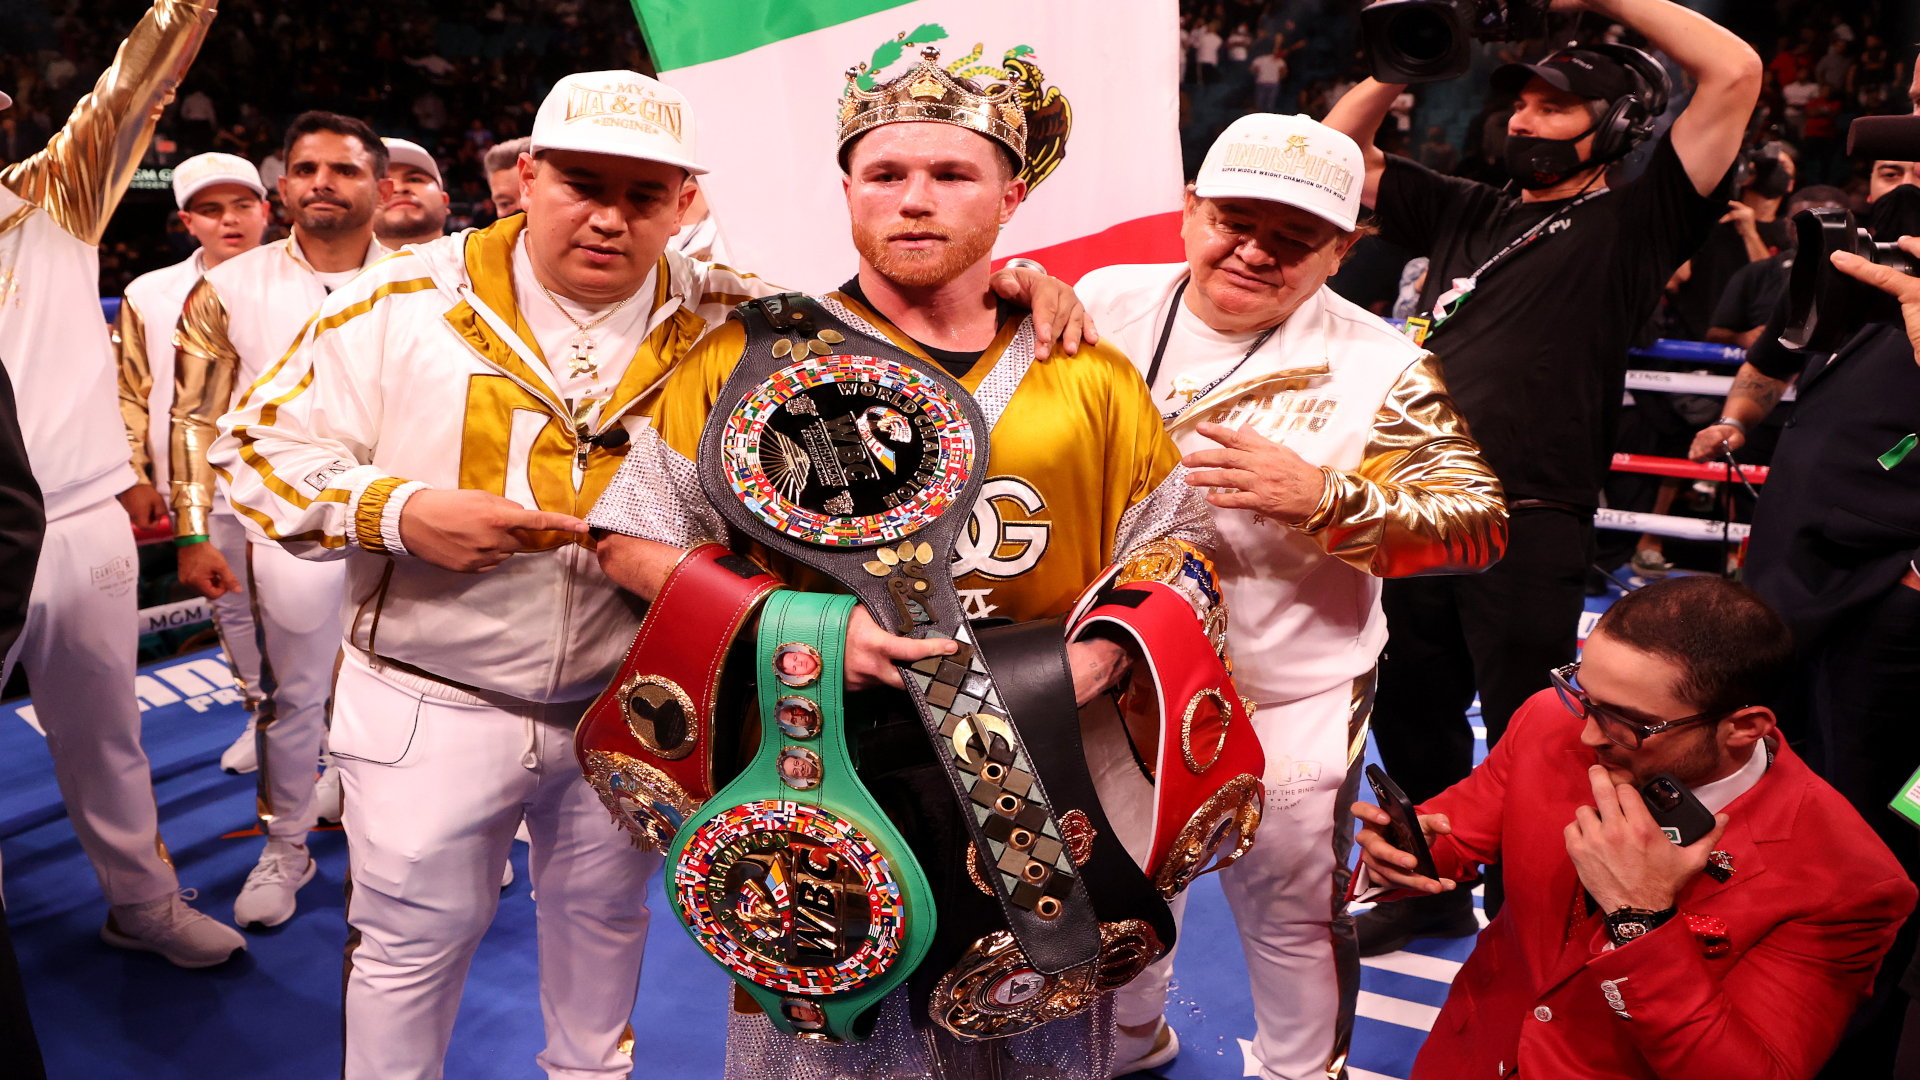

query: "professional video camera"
left=1359, top=0, right=1549, bottom=84
left=1782, top=116, right=1920, bottom=352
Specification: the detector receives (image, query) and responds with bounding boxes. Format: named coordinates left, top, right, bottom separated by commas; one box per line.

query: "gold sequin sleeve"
left=113, top=298, right=154, bottom=483
left=0, top=0, right=217, bottom=245
left=1294, top=356, right=1507, bottom=577
left=169, top=277, right=237, bottom=538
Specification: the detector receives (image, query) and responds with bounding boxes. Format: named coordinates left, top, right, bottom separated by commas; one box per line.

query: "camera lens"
left=1388, top=9, right=1453, bottom=62
left=1649, top=778, right=1681, bottom=810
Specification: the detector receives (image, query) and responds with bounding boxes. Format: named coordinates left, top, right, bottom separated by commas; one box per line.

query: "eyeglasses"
left=1549, top=662, right=1736, bottom=750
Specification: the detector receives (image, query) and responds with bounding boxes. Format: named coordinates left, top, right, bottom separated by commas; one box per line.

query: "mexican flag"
left=629, top=0, right=1184, bottom=288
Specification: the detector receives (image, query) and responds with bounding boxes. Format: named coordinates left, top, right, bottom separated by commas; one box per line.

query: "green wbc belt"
left=667, top=590, right=934, bottom=1044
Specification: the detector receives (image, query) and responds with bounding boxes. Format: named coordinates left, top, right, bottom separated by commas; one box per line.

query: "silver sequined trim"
left=820, top=297, right=1034, bottom=433
left=584, top=424, right=728, bottom=548
left=1114, top=464, right=1219, bottom=564
left=722, top=985, right=1115, bottom=1080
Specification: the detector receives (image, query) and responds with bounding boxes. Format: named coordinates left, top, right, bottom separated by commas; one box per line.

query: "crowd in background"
left=1178, top=0, right=1913, bottom=580
left=2, top=0, right=649, bottom=295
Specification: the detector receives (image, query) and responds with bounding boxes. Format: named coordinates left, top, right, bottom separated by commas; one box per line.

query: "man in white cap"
left=0, top=0, right=246, bottom=969
left=211, top=69, right=1088, bottom=1079
left=1077, top=114, right=1507, bottom=1080
left=115, top=151, right=273, bottom=772
left=376, top=136, right=450, bottom=248
left=169, top=109, right=393, bottom=931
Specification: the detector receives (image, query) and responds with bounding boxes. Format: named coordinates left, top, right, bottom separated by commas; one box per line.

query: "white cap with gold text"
left=171, top=152, right=268, bottom=210
left=1195, top=114, right=1363, bottom=232
left=531, top=70, right=707, bottom=175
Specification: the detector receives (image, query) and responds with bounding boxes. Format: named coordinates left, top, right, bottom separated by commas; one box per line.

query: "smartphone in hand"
left=1365, top=764, right=1439, bottom=880
left=1640, top=773, right=1716, bottom=846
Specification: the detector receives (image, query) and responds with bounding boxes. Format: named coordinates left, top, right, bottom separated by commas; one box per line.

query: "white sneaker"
left=233, top=841, right=316, bottom=929
left=219, top=718, right=258, bottom=775
left=102, top=889, right=247, bottom=968
left=312, top=765, right=343, bottom=825
left=1110, top=1018, right=1179, bottom=1077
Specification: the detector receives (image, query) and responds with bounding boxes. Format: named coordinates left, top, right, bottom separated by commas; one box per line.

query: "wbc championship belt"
left=667, top=590, right=934, bottom=1044
left=695, top=294, right=1104, bottom=983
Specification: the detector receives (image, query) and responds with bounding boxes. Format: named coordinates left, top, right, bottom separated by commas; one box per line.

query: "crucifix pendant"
left=567, top=333, right=598, bottom=379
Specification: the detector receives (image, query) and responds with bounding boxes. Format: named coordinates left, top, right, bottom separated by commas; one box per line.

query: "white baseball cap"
left=171, top=152, right=268, bottom=210
left=1195, top=114, right=1364, bottom=232
left=382, top=137, right=443, bottom=187
left=531, top=70, right=708, bottom=175
left=0, top=90, right=11, bottom=111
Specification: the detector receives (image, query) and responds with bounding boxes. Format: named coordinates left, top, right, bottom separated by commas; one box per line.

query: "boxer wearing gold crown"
left=588, top=48, right=1265, bottom=1079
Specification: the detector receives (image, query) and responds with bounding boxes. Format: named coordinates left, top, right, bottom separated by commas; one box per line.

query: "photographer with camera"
left=1350, top=576, right=1916, bottom=1079
left=1690, top=100, right=1920, bottom=1071
left=1326, top=0, right=1759, bottom=951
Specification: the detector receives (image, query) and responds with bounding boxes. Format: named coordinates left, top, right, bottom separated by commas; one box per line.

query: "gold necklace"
left=537, top=281, right=639, bottom=379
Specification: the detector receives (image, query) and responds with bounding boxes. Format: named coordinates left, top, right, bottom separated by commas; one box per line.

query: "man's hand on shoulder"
left=177, top=540, right=242, bottom=599
left=398, top=488, right=587, bottom=573
left=1832, top=236, right=1920, bottom=359
left=1565, top=764, right=1728, bottom=914
left=988, top=266, right=1099, bottom=361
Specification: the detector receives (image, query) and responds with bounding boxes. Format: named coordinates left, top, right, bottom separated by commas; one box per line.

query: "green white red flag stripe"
left=629, top=0, right=1184, bottom=287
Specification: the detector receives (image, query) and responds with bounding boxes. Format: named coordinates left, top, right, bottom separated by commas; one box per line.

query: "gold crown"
left=838, top=46, right=1027, bottom=172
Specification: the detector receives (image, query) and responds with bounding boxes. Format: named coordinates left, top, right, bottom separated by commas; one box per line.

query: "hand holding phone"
left=1354, top=765, right=1452, bottom=893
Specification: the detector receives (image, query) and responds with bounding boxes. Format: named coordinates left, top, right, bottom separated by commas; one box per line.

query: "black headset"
left=1571, top=43, right=1673, bottom=167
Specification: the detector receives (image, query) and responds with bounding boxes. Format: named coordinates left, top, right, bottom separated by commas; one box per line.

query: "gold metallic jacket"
left=1293, top=356, right=1507, bottom=578
left=0, top=0, right=218, bottom=246
left=169, top=277, right=237, bottom=535
left=113, top=300, right=154, bottom=481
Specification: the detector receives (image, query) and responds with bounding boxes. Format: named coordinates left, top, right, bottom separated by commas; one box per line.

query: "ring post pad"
left=1066, top=577, right=1267, bottom=899
left=667, top=591, right=936, bottom=1044
left=696, top=293, right=1103, bottom=977
left=575, top=542, right=783, bottom=851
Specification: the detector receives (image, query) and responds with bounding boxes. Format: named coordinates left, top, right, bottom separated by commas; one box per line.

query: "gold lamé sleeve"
left=1295, top=356, right=1507, bottom=577
left=0, top=0, right=217, bottom=244
left=169, top=277, right=236, bottom=537
left=113, top=298, right=154, bottom=482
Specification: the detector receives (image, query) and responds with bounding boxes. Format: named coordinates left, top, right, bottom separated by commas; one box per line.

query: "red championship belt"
left=1068, top=571, right=1265, bottom=899
left=576, top=543, right=783, bottom=850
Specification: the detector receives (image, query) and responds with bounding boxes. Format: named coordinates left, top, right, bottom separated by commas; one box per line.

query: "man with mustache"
left=374, top=137, right=450, bottom=248
left=207, top=70, right=1090, bottom=1078
left=1075, top=114, right=1506, bottom=1080
left=585, top=50, right=1218, bottom=1077
left=115, top=152, right=273, bottom=775
left=169, top=111, right=392, bottom=930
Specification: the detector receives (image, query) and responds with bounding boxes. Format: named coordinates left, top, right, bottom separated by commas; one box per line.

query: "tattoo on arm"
left=1728, top=374, right=1785, bottom=413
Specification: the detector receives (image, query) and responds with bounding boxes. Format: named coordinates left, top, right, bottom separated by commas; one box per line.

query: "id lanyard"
left=1145, top=277, right=1280, bottom=424
left=1404, top=188, right=1606, bottom=347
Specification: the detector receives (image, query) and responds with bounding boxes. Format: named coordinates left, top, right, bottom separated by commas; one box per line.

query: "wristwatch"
left=1714, top=416, right=1748, bottom=437
left=1604, top=905, right=1677, bottom=947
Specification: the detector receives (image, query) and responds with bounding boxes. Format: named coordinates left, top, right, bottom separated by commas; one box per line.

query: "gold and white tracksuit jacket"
left=114, top=250, right=205, bottom=495
left=0, top=0, right=214, bottom=521
left=169, top=235, right=389, bottom=536
left=209, top=216, right=776, bottom=704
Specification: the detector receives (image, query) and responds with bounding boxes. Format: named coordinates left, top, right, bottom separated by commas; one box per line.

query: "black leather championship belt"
left=696, top=294, right=1106, bottom=986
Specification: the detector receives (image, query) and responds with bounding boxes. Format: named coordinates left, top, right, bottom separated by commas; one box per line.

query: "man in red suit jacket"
left=1354, top=575, right=1917, bottom=1079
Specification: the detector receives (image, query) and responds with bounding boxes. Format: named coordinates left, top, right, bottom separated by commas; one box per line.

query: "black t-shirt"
left=1668, top=216, right=1792, bottom=339
left=1375, top=134, right=1724, bottom=505
left=838, top=276, right=1018, bottom=378
left=1711, top=252, right=1791, bottom=333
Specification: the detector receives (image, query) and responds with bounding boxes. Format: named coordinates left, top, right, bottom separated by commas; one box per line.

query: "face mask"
left=1867, top=181, right=1920, bottom=242
left=1504, top=122, right=1600, bottom=191
left=1749, top=160, right=1792, bottom=200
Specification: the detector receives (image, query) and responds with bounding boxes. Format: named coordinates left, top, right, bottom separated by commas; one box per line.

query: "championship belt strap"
left=921, top=619, right=1169, bottom=1041
left=1066, top=574, right=1265, bottom=897
left=697, top=293, right=1101, bottom=976
left=667, top=590, right=934, bottom=1044
left=575, top=542, right=782, bottom=850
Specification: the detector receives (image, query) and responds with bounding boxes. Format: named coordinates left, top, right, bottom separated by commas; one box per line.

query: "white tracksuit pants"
left=206, top=511, right=263, bottom=705
left=332, top=651, right=662, bottom=1080
left=1115, top=675, right=1367, bottom=1080
left=9, top=497, right=178, bottom=905
left=241, top=535, right=343, bottom=843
